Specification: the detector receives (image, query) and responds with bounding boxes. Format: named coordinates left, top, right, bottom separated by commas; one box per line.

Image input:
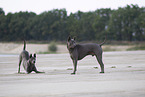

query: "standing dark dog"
left=67, top=36, right=105, bottom=74
left=18, top=40, right=44, bottom=74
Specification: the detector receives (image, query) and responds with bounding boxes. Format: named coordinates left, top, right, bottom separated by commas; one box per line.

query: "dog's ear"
left=34, top=53, right=36, bottom=58
left=30, top=54, right=32, bottom=58
left=67, top=36, right=71, bottom=41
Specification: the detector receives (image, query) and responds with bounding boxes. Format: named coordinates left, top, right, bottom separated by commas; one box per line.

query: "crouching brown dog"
left=18, top=40, right=45, bottom=74
left=67, top=36, right=106, bottom=75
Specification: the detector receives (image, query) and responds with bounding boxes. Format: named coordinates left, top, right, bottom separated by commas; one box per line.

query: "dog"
left=67, top=36, right=106, bottom=74
left=18, top=40, right=44, bottom=74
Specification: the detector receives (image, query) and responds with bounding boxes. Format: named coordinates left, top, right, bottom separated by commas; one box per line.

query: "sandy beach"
left=0, top=49, right=145, bottom=97
left=0, top=42, right=134, bottom=54
left=0, top=42, right=68, bottom=54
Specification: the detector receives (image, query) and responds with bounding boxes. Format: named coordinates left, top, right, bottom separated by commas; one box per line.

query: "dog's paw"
left=71, top=73, right=76, bottom=75
left=100, top=71, right=104, bottom=73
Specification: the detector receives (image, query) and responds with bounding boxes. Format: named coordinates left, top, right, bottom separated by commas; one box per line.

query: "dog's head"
left=67, top=36, right=76, bottom=49
left=29, top=53, right=36, bottom=64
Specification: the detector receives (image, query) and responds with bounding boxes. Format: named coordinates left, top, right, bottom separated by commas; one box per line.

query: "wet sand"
left=0, top=51, right=145, bottom=97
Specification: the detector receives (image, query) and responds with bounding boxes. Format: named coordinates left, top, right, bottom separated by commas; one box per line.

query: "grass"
left=38, top=41, right=58, bottom=54
left=103, top=46, right=117, bottom=52
left=67, top=68, right=73, bottom=70
left=38, top=51, right=57, bottom=54
left=111, top=66, right=116, bottom=68
left=127, top=45, right=145, bottom=51
left=127, top=66, right=132, bottom=68
left=93, top=67, right=98, bottom=69
left=49, top=42, right=58, bottom=52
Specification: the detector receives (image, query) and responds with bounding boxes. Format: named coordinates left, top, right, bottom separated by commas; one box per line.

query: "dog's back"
left=20, top=50, right=29, bottom=60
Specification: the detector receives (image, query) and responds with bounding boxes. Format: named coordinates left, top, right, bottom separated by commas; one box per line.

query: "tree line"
left=0, top=4, right=145, bottom=42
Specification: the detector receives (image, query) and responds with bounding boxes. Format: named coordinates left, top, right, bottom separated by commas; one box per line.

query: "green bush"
left=48, top=42, right=58, bottom=52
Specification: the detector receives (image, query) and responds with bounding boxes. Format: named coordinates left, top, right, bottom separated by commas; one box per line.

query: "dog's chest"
left=69, top=49, right=78, bottom=60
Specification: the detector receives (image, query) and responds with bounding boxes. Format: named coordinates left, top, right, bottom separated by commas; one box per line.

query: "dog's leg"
left=18, top=56, right=22, bottom=73
left=71, top=59, right=77, bottom=75
left=34, top=68, right=45, bottom=73
left=33, top=66, right=45, bottom=73
left=96, top=53, right=104, bottom=73
left=35, top=70, right=45, bottom=73
left=27, top=71, right=32, bottom=74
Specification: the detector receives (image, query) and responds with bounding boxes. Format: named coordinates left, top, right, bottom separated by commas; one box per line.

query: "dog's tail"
left=99, top=37, right=106, bottom=47
left=23, top=40, right=26, bottom=50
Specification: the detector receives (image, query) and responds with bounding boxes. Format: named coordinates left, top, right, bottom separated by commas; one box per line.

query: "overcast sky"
left=0, top=0, right=145, bottom=15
